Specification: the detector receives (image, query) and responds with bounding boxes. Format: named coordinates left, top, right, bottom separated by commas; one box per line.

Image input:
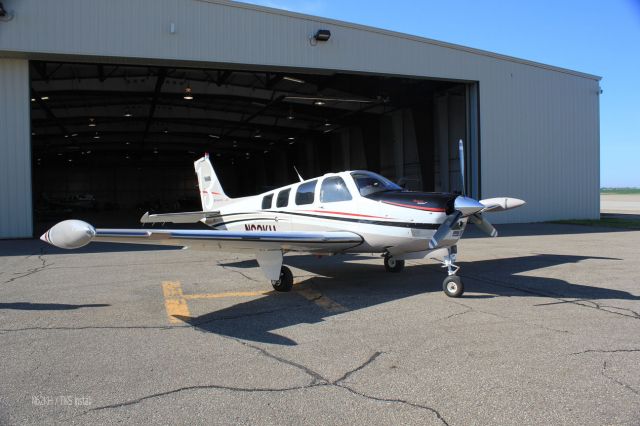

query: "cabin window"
left=295, top=180, right=317, bottom=205
left=261, top=194, right=273, bottom=209
left=320, top=177, right=352, bottom=203
left=276, top=189, right=291, bottom=208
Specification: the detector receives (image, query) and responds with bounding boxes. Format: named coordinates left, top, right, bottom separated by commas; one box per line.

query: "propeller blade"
left=469, top=213, right=498, bottom=237
left=458, top=139, right=466, bottom=196
left=429, top=211, right=462, bottom=250
left=479, top=197, right=526, bottom=212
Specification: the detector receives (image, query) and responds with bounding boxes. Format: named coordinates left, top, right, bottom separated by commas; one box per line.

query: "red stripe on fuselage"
left=381, top=200, right=446, bottom=212
left=301, top=210, right=390, bottom=219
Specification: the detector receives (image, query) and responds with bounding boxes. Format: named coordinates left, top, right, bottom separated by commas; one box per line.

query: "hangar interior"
left=30, top=60, right=478, bottom=231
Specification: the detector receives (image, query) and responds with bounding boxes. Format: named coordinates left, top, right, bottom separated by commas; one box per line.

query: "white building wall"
left=0, top=0, right=600, bottom=235
left=0, top=59, right=32, bottom=238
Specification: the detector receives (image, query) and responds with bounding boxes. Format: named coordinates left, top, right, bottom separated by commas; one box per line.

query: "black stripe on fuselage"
left=212, top=211, right=440, bottom=230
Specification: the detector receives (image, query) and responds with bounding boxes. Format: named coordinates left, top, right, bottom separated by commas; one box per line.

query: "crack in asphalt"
left=449, top=300, right=569, bottom=334
left=457, top=270, right=639, bottom=321
left=334, top=352, right=383, bottom=384
left=437, top=306, right=473, bottom=322
left=3, top=249, right=51, bottom=284
left=602, top=361, right=640, bottom=396
left=70, top=347, right=449, bottom=424
left=217, top=262, right=260, bottom=282
left=570, top=349, right=640, bottom=355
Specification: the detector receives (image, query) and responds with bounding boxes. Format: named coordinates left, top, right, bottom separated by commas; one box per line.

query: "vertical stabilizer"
left=194, top=153, right=230, bottom=211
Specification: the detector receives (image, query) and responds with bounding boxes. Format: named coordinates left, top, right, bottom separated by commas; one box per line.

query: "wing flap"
left=140, top=211, right=220, bottom=224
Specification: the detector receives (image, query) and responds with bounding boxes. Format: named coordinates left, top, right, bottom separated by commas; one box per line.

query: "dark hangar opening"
left=29, top=60, right=478, bottom=233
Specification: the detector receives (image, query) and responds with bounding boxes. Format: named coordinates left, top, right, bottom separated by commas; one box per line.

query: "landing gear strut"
left=271, top=266, right=293, bottom=292
left=441, top=246, right=464, bottom=297
left=384, top=254, right=405, bottom=273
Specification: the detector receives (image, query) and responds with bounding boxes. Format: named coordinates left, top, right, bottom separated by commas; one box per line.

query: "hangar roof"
left=219, top=0, right=601, bottom=81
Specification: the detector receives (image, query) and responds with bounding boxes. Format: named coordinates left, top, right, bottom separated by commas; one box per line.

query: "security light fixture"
left=313, top=29, right=331, bottom=42
left=88, top=118, right=96, bottom=127
left=124, top=109, right=133, bottom=117
left=313, top=100, right=326, bottom=106
left=253, top=129, right=262, bottom=138
left=287, top=108, right=295, bottom=120
left=183, top=85, right=194, bottom=100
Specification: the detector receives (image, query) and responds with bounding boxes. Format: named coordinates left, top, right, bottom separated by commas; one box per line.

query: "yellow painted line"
left=296, top=287, right=348, bottom=313
left=163, top=278, right=348, bottom=316
left=183, top=290, right=272, bottom=300
left=161, top=281, right=191, bottom=324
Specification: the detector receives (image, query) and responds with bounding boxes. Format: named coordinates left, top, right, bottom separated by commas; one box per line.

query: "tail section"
left=194, top=153, right=230, bottom=211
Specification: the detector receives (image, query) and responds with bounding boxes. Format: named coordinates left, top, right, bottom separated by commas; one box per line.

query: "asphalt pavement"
left=1, top=223, right=639, bottom=425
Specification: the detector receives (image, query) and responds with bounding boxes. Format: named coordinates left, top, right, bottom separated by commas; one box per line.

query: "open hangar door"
left=30, top=60, right=478, bottom=233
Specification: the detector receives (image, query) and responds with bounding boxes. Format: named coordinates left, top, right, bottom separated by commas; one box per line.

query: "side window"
left=276, top=188, right=291, bottom=208
left=320, top=177, right=352, bottom=203
left=295, top=180, right=317, bottom=205
left=261, top=194, right=273, bottom=209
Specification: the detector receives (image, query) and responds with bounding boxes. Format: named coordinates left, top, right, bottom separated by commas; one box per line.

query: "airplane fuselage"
left=203, top=170, right=467, bottom=256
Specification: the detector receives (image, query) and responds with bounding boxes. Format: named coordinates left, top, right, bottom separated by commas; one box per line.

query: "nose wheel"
left=440, top=246, right=464, bottom=297
left=443, top=275, right=464, bottom=297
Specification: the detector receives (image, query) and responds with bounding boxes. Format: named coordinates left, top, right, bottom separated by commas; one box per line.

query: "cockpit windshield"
left=350, top=171, right=403, bottom=197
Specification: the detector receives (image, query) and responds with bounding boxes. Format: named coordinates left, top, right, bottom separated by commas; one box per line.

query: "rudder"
left=194, top=153, right=230, bottom=211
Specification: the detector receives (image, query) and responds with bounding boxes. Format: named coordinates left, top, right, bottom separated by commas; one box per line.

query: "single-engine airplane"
left=41, top=140, right=524, bottom=297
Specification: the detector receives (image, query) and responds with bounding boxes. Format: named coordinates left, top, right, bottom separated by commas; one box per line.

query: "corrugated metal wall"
left=0, top=0, right=600, bottom=233
left=0, top=59, right=32, bottom=238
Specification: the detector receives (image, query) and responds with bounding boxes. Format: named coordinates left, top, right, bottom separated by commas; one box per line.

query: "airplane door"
left=316, top=176, right=357, bottom=232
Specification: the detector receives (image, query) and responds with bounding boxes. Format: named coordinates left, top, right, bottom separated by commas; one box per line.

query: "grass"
left=553, top=218, right=640, bottom=229
left=601, top=188, right=640, bottom=195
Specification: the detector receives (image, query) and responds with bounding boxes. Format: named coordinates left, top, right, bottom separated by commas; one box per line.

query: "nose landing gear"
left=441, top=246, right=464, bottom=297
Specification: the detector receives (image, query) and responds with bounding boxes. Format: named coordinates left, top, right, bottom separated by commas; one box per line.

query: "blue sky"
left=243, top=0, right=640, bottom=187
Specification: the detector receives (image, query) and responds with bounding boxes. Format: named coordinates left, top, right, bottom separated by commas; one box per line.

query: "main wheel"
left=442, top=276, right=464, bottom=298
left=271, top=266, right=293, bottom=292
left=384, top=256, right=405, bottom=273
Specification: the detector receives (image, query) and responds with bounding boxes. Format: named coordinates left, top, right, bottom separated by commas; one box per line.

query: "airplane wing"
left=140, top=211, right=220, bottom=224
left=41, top=220, right=363, bottom=253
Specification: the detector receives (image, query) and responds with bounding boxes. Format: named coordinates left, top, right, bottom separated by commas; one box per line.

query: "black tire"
left=384, top=256, right=405, bottom=273
left=443, top=276, right=464, bottom=298
left=271, top=266, right=293, bottom=292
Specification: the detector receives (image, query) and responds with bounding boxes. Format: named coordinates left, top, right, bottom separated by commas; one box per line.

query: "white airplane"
left=41, top=140, right=524, bottom=297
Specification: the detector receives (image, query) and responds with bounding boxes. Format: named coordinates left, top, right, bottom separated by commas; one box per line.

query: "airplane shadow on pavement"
left=0, top=302, right=110, bottom=311
left=175, top=253, right=635, bottom=346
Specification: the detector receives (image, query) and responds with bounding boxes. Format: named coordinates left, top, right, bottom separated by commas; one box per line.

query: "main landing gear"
left=384, top=254, right=405, bottom=273
left=271, top=265, right=293, bottom=292
left=441, top=246, right=464, bottom=297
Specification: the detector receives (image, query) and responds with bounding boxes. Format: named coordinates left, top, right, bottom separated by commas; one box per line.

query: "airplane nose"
left=454, top=196, right=485, bottom=216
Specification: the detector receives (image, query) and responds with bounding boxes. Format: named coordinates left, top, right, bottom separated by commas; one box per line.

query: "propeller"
left=428, top=139, right=499, bottom=249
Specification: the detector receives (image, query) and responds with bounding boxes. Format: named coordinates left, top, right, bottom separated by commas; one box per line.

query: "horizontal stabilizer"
left=480, top=197, right=526, bottom=213
left=140, top=211, right=220, bottom=224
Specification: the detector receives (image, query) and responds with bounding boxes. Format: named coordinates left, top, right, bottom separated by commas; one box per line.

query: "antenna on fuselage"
left=293, top=165, right=304, bottom=182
